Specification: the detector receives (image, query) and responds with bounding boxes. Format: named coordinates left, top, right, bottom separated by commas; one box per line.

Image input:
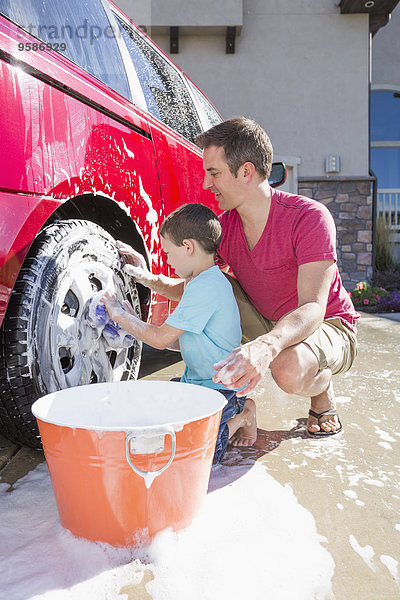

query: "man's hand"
left=213, top=337, right=277, bottom=394
left=116, top=241, right=152, bottom=284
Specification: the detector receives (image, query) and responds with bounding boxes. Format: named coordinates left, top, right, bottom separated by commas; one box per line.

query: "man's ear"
left=182, top=239, right=195, bottom=254
left=240, top=161, right=256, bottom=182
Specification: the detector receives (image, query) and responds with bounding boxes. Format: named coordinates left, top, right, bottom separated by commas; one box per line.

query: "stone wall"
left=298, top=178, right=374, bottom=290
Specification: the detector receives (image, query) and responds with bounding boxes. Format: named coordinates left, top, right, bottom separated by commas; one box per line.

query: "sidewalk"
left=1, top=312, right=399, bottom=599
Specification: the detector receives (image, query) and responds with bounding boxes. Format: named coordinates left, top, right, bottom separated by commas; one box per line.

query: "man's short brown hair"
left=195, top=117, right=273, bottom=179
left=160, top=203, right=221, bottom=255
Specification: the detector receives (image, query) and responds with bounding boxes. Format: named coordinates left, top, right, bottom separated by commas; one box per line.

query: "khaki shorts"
left=225, top=273, right=358, bottom=376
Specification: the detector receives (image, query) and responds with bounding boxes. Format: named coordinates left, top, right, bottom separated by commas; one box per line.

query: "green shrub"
left=375, top=216, right=393, bottom=272
left=349, top=281, right=390, bottom=309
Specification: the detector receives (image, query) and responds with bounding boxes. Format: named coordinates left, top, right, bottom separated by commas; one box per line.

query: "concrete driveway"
left=1, top=312, right=399, bottom=599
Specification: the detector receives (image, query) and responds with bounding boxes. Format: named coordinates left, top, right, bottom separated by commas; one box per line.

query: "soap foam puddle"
left=0, top=461, right=334, bottom=600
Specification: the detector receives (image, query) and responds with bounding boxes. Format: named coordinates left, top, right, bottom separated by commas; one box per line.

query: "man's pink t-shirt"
left=216, top=188, right=359, bottom=332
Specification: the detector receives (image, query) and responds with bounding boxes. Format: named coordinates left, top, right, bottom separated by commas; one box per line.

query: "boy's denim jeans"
left=170, top=378, right=245, bottom=465
left=213, top=389, right=246, bottom=464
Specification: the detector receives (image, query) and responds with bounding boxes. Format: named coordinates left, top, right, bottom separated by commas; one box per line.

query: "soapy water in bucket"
left=33, top=381, right=227, bottom=431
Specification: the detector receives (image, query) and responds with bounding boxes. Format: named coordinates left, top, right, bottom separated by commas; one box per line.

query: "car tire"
left=0, top=219, right=142, bottom=448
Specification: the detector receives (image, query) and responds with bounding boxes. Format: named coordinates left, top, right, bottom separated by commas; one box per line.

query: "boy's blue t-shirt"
left=165, top=265, right=241, bottom=390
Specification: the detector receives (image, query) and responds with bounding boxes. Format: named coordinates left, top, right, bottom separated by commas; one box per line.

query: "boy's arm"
left=125, top=266, right=185, bottom=303
left=116, top=241, right=184, bottom=302
left=100, top=293, right=184, bottom=350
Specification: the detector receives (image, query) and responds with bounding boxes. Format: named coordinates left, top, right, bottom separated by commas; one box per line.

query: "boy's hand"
left=100, top=291, right=127, bottom=322
left=116, top=240, right=151, bottom=284
left=121, top=299, right=135, bottom=315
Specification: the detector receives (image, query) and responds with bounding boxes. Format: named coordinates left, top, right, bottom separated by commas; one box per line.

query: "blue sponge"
left=102, top=321, right=136, bottom=349
left=86, top=293, right=109, bottom=328
left=85, top=291, right=136, bottom=349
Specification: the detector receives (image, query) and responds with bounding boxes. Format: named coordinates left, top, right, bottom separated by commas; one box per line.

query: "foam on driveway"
left=0, top=458, right=334, bottom=600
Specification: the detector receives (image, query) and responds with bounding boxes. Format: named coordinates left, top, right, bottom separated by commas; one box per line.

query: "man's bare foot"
left=307, top=381, right=341, bottom=434
left=307, top=411, right=340, bottom=434
left=228, top=398, right=258, bottom=447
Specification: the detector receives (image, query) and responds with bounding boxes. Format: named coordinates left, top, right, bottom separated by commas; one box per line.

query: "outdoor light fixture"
left=226, top=27, right=236, bottom=54
left=325, top=155, right=341, bottom=173
left=170, top=26, right=179, bottom=53
left=365, top=1, right=375, bottom=8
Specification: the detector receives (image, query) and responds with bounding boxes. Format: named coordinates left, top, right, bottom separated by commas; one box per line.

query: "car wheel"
left=0, top=219, right=142, bottom=448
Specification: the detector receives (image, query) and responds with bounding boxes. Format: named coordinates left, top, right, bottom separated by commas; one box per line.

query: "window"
left=371, top=147, right=400, bottom=189
left=371, top=90, right=400, bottom=188
left=187, top=78, right=222, bottom=131
left=115, top=16, right=202, bottom=143
left=371, top=90, right=400, bottom=234
left=0, top=0, right=131, bottom=101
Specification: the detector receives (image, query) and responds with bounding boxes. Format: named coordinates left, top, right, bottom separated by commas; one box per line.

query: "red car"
left=0, top=0, right=285, bottom=447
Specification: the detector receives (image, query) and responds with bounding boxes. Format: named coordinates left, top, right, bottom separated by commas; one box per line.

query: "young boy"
left=101, top=203, right=257, bottom=464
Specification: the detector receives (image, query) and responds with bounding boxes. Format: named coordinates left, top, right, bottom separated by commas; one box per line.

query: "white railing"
left=377, top=189, right=400, bottom=243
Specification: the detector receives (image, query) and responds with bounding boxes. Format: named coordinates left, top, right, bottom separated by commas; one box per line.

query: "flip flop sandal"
left=307, top=409, right=343, bottom=438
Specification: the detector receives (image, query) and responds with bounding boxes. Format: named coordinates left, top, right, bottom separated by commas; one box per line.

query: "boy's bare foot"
left=228, top=398, right=258, bottom=447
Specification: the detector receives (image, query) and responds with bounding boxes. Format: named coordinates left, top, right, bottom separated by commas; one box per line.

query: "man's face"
left=202, top=145, right=243, bottom=211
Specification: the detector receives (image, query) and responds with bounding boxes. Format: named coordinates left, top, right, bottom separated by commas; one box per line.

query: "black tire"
left=0, top=219, right=142, bottom=448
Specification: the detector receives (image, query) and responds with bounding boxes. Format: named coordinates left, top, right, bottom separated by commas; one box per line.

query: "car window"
left=114, top=15, right=202, bottom=144
left=0, top=0, right=131, bottom=101
left=187, top=79, right=222, bottom=130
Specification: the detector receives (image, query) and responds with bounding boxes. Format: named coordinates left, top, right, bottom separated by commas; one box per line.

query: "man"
left=196, top=117, right=358, bottom=440
left=122, top=117, right=358, bottom=443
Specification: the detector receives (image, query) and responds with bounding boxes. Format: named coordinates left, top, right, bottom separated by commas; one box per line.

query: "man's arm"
left=259, top=259, right=335, bottom=352
left=100, top=292, right=184, bottom=350
left=212, top=260, right=335, bottom=393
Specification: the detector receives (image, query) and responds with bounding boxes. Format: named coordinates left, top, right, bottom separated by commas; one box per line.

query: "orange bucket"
left=32, top=380, right=226, bottom=546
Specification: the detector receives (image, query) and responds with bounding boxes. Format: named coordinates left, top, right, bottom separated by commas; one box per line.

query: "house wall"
left=298, top=179, right=374, bottom=286
left=149, top=1, right=370, bottom=180
left=372, top=4, right=400, bottom=88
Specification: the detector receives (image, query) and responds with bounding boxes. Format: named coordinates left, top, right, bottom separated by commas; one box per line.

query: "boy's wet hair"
left=160, top=203, right=221, bottom=254
left=195, top=116, right=273, bottom=179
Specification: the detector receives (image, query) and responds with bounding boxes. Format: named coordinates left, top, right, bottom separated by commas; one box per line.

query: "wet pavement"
left=1, top=312, right=399, bottom=599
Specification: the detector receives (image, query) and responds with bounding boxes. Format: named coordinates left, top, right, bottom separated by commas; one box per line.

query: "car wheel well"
left=45, top=194, right=151, bottom=314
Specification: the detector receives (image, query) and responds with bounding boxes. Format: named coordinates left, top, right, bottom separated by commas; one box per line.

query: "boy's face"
left=161, top=234, right=193, bottom=279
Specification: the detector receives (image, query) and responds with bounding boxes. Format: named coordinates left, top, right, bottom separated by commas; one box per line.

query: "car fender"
left=0, top=190, right=167, bottom=327
left=0, top=191, right=62, bottom=325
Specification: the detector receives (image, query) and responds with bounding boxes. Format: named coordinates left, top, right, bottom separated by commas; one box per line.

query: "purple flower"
left=376, top=291, right=400, bottom=312
left=363, top=299, right=369, bottom=305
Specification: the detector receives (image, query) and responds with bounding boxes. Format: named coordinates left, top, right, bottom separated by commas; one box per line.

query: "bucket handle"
left=125, top=428, right=176, bottom=485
